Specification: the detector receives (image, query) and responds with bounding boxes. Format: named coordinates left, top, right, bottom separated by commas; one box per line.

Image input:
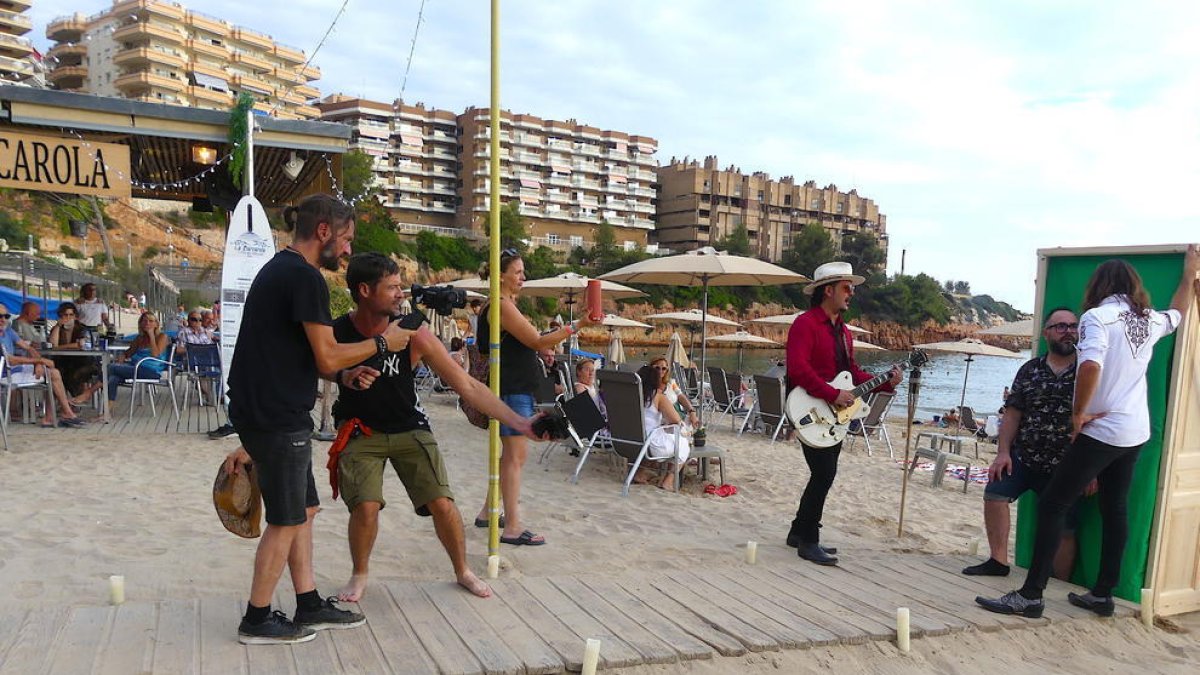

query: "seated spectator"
left=200, top=309, right=217, bottom=333
left=648, top=356, right=700, bottom=429
left=573, top=358, right=607, bottom=419
left=175, top=311, right=215, bottom=354
left=0, top=303, right=88, bottom=427
left=13, top=301, right=46, bottom=345
left=448, top=337, right=467, bottom=371
left=634, top=364, right=691, bottom=490
left=537, top=347, right=565, bottom=397
left=47, top=302, right=102, bottom=401
left=107, top=312, right=171, bottom=401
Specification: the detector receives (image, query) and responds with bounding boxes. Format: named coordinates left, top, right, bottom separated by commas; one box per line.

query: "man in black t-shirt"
left=329, top=253, right=540, bottom=603
left=224, top=194, right=413, bottom=646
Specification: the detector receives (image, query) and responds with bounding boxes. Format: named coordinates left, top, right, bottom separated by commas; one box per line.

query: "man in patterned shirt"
left=963, top=307, right=1084, bottom=578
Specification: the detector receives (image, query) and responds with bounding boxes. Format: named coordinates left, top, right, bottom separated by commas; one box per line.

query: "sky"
left=30, top=1, right=1200, bottom=312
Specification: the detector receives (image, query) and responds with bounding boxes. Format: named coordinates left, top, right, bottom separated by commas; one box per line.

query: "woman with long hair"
left=636, top=364, right=691, bottom=490
left=473, top=249, right=596, bottom=546
left=106, top=312, right=171, bottom=401
left=47, top=301, right=102, bottom=402
left=647, top=356, right=699, bottom=429
left=978, top=246, right=1199, bottom=619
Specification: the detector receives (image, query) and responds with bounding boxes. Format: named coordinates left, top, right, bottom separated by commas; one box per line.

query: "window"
left=623, top=241, right=637, bottom=251
left=784, top=194, right=792, bottom=206
left=570, top=235, right=584, bottom=247
left=547, top=233, right=561, bottom=245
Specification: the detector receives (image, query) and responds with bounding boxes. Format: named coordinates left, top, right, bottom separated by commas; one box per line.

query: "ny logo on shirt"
left=379, top=352, right=405, bottom=377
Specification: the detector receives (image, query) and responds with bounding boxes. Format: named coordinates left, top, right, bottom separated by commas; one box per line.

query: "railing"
left=394, top=223, right=482, bottom=240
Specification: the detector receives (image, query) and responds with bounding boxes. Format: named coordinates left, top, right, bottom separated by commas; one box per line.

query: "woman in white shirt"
left=648, top=357, right=699, bottom=429
left=637, top=364, right=690, bottom=490
left=75, top=283, right=109, bottom=331
left=979, top=245, right=1199, bottom=619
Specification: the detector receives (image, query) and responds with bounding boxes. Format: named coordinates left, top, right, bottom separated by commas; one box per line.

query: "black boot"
left=797, top=542, right=838, bottom=566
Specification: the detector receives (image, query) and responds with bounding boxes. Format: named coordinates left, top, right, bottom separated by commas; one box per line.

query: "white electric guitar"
left=785, top=350, right=927, bottom=448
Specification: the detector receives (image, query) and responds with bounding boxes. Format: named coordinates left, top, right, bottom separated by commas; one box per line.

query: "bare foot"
left=658, top=473, right=676, bottom=491
left=457, top=571, right=492, bottom=598
left=337, top=573, right=369, bottom=602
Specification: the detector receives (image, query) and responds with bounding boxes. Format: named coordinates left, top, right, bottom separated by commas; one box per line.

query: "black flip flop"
left=474, top=516, right=506, bottom=528
left=500, top=530, right=546, bottom=546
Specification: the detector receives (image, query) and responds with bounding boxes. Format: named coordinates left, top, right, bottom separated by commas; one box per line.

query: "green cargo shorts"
left=337, top=429, right=453, bottom=516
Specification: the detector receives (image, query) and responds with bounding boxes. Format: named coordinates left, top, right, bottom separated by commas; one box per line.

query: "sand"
left=1, top=394, right=1197, bottom=673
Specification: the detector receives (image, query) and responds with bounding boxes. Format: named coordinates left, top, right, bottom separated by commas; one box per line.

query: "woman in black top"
left=474, top=249, right=596, bottom=546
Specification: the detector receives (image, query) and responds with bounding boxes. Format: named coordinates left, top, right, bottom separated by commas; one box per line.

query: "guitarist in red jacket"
left=786, top=262, right=901, bottom=565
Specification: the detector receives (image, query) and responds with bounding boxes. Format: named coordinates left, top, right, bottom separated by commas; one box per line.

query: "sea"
left=620, top=345, right=1030, bottom=423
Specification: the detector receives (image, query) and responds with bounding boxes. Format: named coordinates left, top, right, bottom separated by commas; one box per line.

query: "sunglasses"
left=501, top=247, right=519, bottom=259
left=188, top=317, right=201, bottom=321
left=0, top=314, right=10, bottom=319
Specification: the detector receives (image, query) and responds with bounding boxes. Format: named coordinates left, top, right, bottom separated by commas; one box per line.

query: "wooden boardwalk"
left=0, top=553, right=1138, bottom=674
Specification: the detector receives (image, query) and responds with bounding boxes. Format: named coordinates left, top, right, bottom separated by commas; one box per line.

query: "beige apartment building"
left=656, top=156, right=888, bottom=262
left=0, top=0, right=33, bottom=82
left=318, top=97, right=658, bottom=252
left=45, top=0, right=321, bottom=119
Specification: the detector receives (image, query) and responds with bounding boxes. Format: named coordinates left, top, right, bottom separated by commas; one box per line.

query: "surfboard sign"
left=219, top=195, right=276, bottom=402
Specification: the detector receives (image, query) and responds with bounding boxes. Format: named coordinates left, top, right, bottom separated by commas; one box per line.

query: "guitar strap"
left=830, top=321, right=851, bottom=373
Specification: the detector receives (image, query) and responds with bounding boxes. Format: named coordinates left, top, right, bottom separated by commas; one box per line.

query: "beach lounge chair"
left=845, top=391, right=896, bottom=458
left=707, top=366, right=749, bottom=430
left=956, top=405, right=984, bottom=457
left=750, top=374, right=791, bottom=443
left=551, top=392, right=613, bottom=483
left=599, top=370, right=725, bottom=496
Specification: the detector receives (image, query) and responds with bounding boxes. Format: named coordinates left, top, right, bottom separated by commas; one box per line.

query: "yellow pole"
left=487, top=0, right=502, bottom=559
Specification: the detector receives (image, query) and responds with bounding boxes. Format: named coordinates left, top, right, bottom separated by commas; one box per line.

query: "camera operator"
left=224, top=195, right=417, bottom=645
left=324, top=253, right=542, bottom=602
left=472, top=249, right=596, bottom=547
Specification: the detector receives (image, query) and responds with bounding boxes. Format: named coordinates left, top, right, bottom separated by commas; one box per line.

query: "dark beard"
left=318, top=242, right=341, bottom=271
left=1048, top=340, right=1075, bottom=356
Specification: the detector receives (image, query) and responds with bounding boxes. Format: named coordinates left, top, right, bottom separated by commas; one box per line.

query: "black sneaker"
left=962, top=558, right=1011, bottom=576
left=208, top=423, right=236, bottom=439
left=975, top=591, right=1044, bottom=618
left=238, top=610, right=317, bottom=645
left=294, top=597, right=366, bottom=631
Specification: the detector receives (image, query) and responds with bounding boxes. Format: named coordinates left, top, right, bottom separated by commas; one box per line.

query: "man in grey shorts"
left=962, top=307, right=1087, bottom=579
left=328, top=253, right=541, bottom=602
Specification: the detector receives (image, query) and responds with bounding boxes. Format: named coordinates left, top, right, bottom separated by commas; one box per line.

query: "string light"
left=58, top=126, right=237, bottom=191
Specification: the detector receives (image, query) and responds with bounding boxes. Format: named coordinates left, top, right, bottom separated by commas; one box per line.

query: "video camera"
left=411, top=284, right=467, bottom=317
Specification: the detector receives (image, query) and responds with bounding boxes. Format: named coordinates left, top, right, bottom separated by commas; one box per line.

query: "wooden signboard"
left=0, top=130, right=131, bottom=199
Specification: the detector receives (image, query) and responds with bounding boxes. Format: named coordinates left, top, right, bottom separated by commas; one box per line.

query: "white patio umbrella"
left=445, top=276, right=490, bottom=292
left=750, top=313, right=870, bottom=334
left=600, top=314, right=652, bottom=329
left=603, top=247, right=807, bottom=426
left=607, top=333, right=627, bottom=364
left=977, top=319, right=1034, bottom=337
left=665, top=331, right=690, bottom=368
left=852, top=339, right=884, bottom=351
left=521, top=272, right=644, bottom=321
left=705, top=330, right=781, bottom=373
left=912, top=338, right=1022, bottom=433
left=644, top=309, right=742, bottom=328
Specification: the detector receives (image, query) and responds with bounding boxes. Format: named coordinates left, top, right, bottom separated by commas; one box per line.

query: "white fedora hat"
left=804, top=261, right=866, bottom=295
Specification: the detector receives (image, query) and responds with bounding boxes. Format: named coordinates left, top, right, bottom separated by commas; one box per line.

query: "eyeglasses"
left=188, top=317, right=200, bottom=322
left=1046, top=322, right=1079, bottom=333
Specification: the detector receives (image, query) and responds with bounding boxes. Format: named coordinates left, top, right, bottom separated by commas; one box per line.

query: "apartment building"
left=0, top=1, right=33, bottom=82
left=45, top=0, right=321, bottom=119
left=318, top=97, right=659, bottom=251
left=458, top=108, right=657, bottom=251
left=656, top=156, right=888, bottom=262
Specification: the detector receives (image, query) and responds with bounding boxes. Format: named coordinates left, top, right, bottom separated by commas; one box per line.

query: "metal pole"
left=245, top=109, right=255, bottom=199
left=698, top=276, right=710, bottom=428
left=486, top=0, right=503, bottom=560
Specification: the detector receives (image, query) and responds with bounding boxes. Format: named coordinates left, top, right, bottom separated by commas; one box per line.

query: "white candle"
left=1141, top=588, right=1153, bottom=629
left=487, top=555, right=500, bottom=579
left=896, top=607, right=910, bottom=653
left=968, top=539, right=980, bottom=556
left=745, top=541, right=758, bottom=565
left=581, top=638, right=601, bottom=675
left=109, top=575, right=125, bottom=605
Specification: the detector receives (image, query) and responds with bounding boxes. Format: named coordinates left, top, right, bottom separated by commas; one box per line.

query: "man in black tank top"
left=329, top=253, right=541, bottom=603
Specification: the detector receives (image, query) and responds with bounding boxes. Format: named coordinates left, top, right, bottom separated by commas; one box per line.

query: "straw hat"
left=804, top=261, right=866, bottom=295
left=213, top=461, right=262, bottom=539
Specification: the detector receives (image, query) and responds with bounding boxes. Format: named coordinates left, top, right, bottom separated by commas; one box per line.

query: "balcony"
left=232, top=73, right=274, bottom=95
left=0, top=55, right=31, bottom=79
left=299, top=64, right=321, bottom=81
left=46, top=43, right=86, bottom=66
left=277, top=90, right=306, bottom=105
left=231, top=50, right=273, bottom=73
left=115, top=70, right=186, bottom=93
left=272, top=67, right=304, bottom=85
left=186, top=38, right=226, bottom=59
left=113, top=0, right=185, bottom=21
left=185, top=10, right=228, bottom=36
left=0, top=33, right=31, bottom=57
left=294, top=104, right=320, bottom=119
left=188, top=60, right=226, bottom=79
left=114, top=21, right=185, bottom=45
left=47, top=65, right=88, bottom=86
left=273, top=43, right=305, bottom=64
left=188, top=85, right=232, bottom=105
left=294, top=84, right=320, bottom=100
left=47, top=14, right=86, bottom=42
left=0, top=9, right=32, bottom=35
left=114, top=47, right=186, bottom=69
left=231, top=26, right=273, bottom=50
left=5, top=0, right=30, bottom=9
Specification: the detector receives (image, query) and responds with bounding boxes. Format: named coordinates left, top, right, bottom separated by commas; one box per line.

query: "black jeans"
left=1020, top=434, right=1142, bottom=598
left=788, top=442, right=842, bottom=544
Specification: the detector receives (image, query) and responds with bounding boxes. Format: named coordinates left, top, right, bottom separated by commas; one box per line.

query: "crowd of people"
left=199, top=192, right=1198, bottom=645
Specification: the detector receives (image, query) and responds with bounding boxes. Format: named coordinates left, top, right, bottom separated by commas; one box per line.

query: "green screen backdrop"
left=1015, top=250, right=1182, bottom=602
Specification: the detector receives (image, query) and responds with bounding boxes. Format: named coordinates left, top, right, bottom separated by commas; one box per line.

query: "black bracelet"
left=374, top=334, right=388, bottom=358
